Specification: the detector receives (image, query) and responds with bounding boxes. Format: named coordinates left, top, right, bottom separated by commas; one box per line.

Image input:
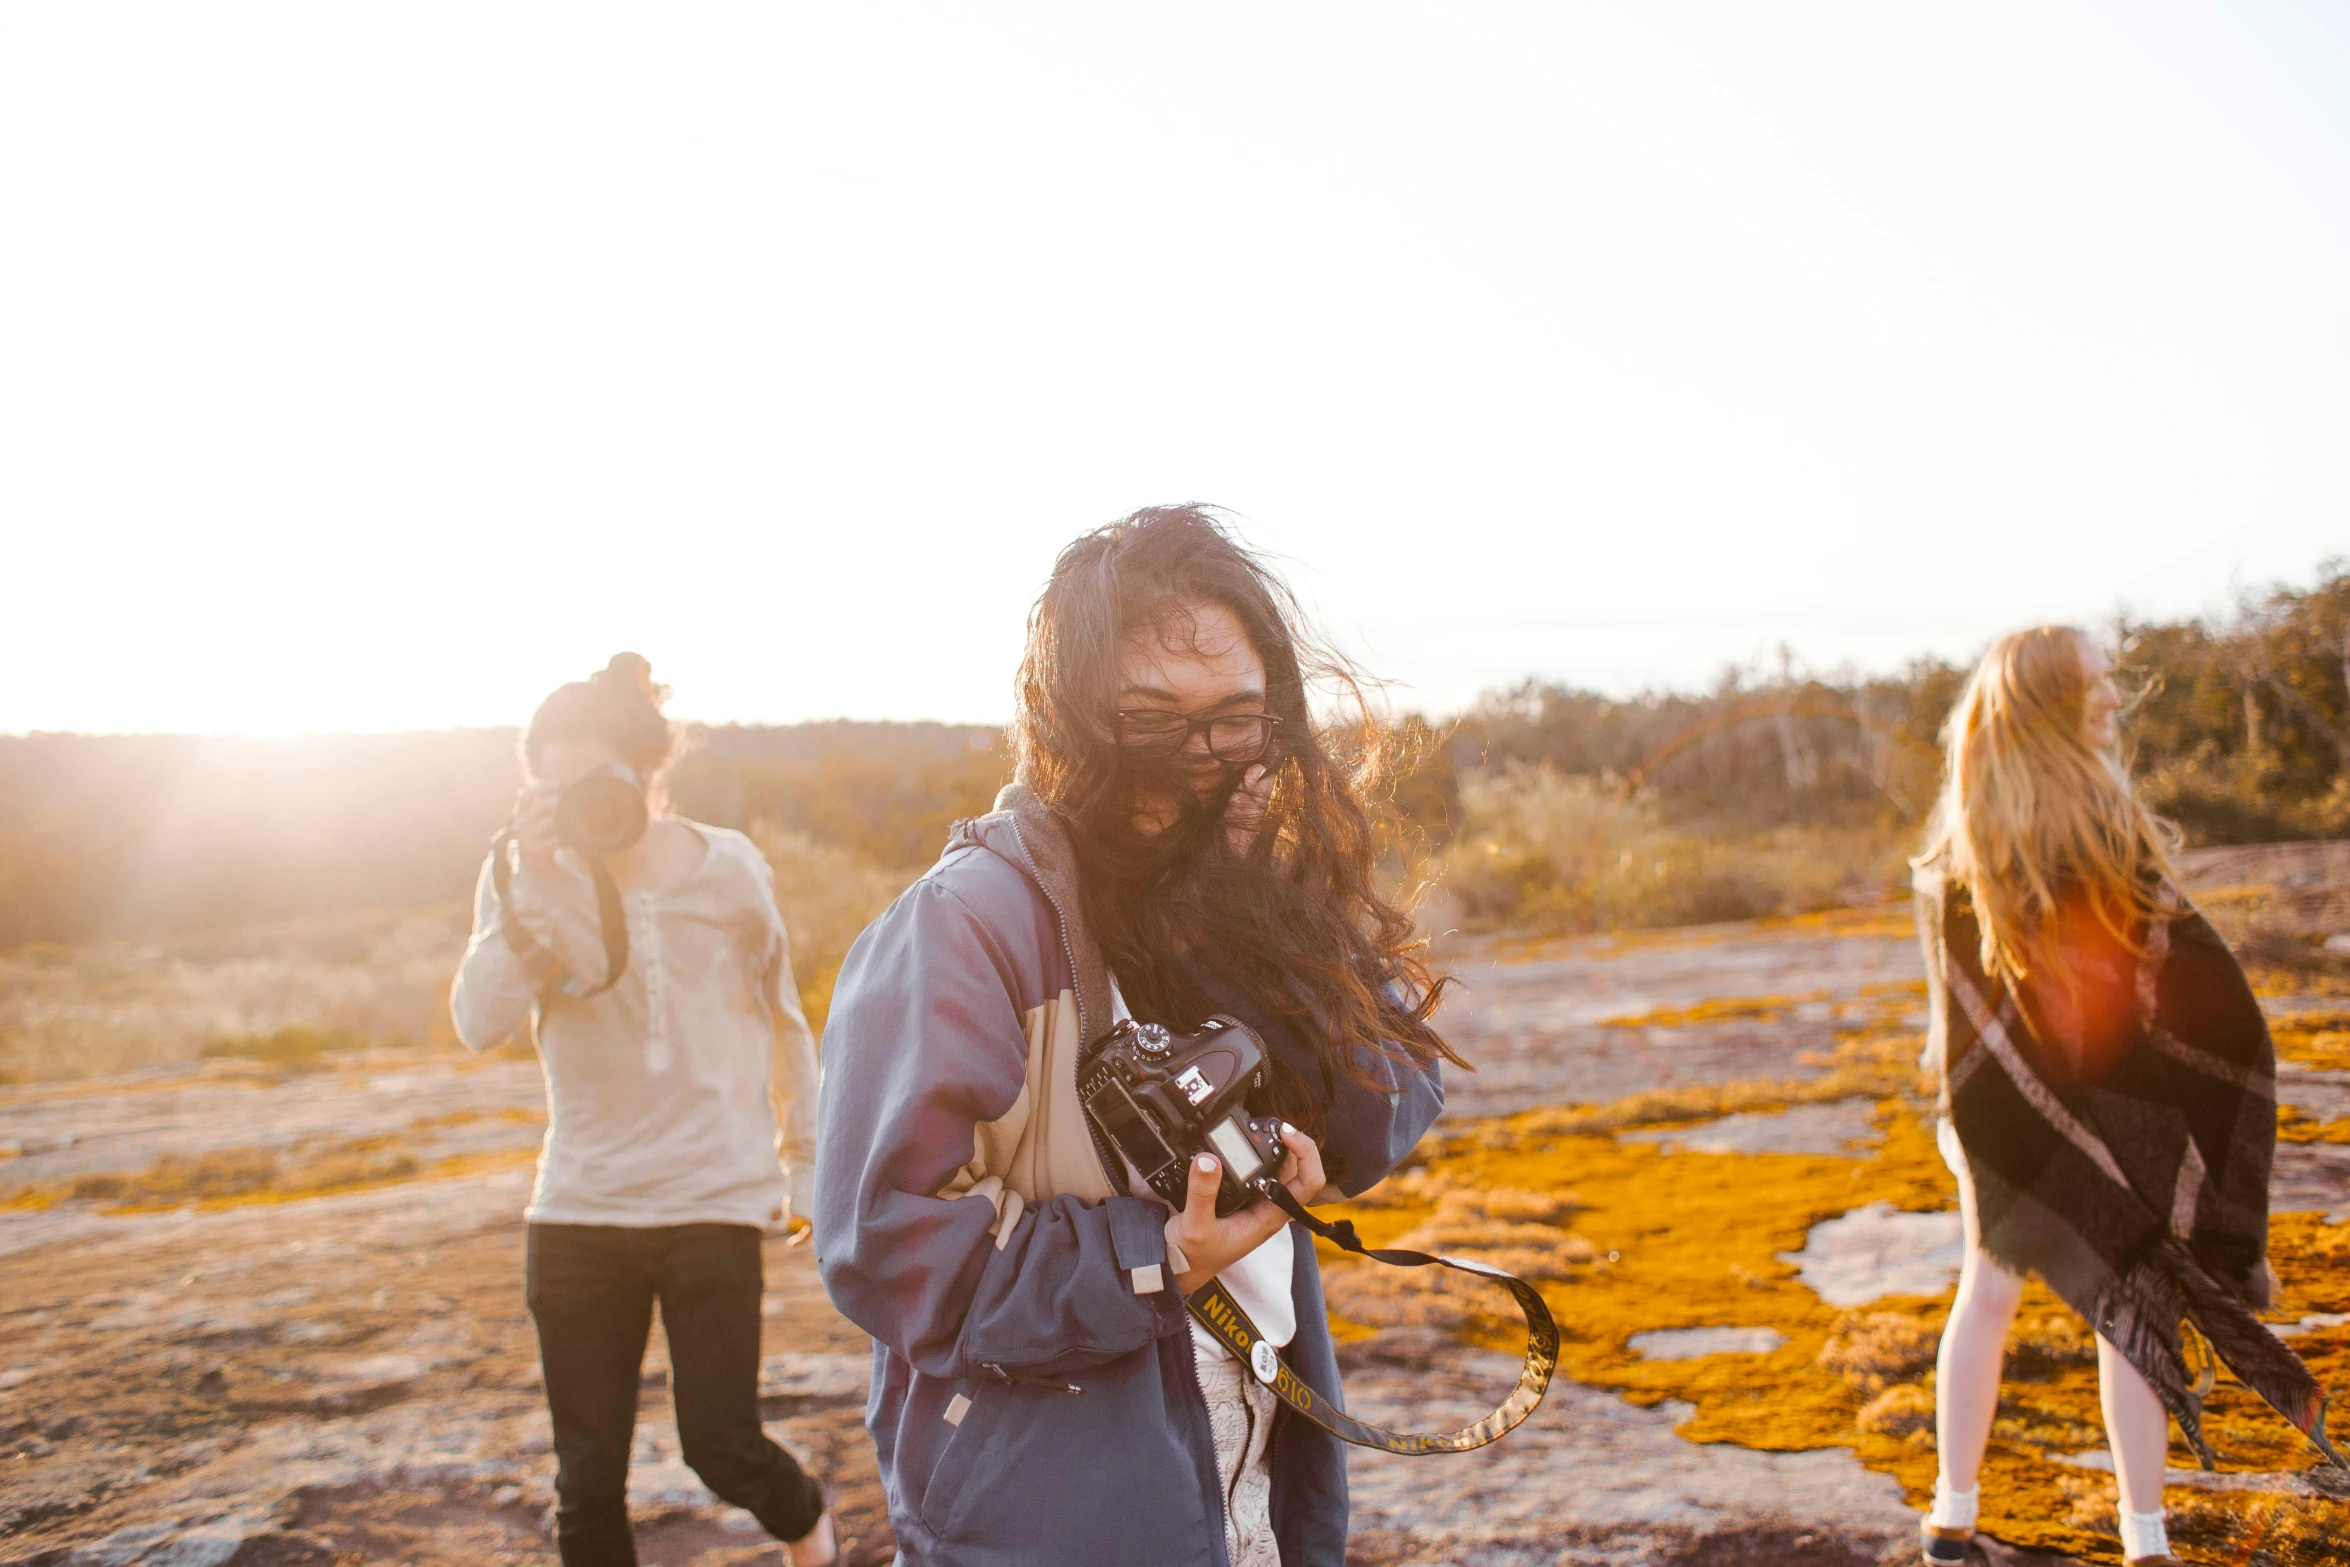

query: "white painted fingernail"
left=1197, top=1154, right=1218, bottom=1172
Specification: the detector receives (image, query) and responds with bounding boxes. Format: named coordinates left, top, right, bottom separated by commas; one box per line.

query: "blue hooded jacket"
left=814, top=784, right=1443, bottom=1566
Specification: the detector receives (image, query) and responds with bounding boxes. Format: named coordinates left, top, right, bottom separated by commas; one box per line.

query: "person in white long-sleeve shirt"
left=450, top=653, right=834, bottom=1567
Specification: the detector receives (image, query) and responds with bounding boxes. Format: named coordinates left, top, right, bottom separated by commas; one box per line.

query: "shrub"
left=1434, top=763, right=1904, bottom=934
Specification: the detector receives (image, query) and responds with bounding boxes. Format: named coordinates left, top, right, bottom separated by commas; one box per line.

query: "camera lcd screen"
left=1094, top=1080, right=1179, bottom=1174
left=1207, top=1116, right=1265, bottom=1178
left=1110, top=1118, right=1177, bottom=1175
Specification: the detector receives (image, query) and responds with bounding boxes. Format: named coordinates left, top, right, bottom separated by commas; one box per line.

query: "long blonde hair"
left=1916, top=625, right=2181, bottom=989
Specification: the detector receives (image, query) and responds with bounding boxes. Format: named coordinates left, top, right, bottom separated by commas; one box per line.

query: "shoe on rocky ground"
left=1920, top=1522, right=1972, bottom=1564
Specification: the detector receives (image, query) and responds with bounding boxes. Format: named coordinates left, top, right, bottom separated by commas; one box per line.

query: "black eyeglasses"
left=1116, top=709, right=1282, bottom=762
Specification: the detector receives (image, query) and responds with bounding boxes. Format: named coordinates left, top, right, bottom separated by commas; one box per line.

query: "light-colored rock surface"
left=1428, top=925, right=1923, bottom=1120
left=1340, top=1332, right=1911, bottom=1564
left=2276, top=1064, right=2350, bottom=1123
left=7, top=902, right=2337, bottom=1566
left=0, top=1053, right=545, bottom=1191
left=2271, top=1139, right=2350, bottom=1218
left=1782, top=1201, right=1964, bottom=1308
left=0, top=1162, right=890, bottom=1566
left=1628, top=1327, right=1789, bottom=1361
left=1620, top=1100, right=1881, bottom=1157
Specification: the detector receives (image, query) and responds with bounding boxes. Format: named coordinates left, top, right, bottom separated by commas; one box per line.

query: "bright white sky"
left=3, top=2, right=2346, bottom=735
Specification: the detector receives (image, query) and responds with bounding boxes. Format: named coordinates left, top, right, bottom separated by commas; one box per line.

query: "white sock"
left=1925, top=1481, right=1978, bottom=1531
left=2117, top=1508, right=2168, bottom=1559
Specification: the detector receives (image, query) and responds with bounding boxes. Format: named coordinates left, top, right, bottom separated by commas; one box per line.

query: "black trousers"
left=525, top=1222, right=825, bottom=1567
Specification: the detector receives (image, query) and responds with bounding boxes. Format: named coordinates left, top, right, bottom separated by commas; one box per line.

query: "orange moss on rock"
left=1327, top=1081, right=2350, bottom=1565
left=1598, top=991, right=1832, bottom=1030
left=1758, top=906, right=1917, bottom=940
left=0, top=1133, right=538, bottom=1215
left=2167, top=1488, right=2350, bottom=1564
left=2273, top=1010, right=2350, bottom=1073
left=2276, top=1105, right=2350, bottom=1146
left=1480, top=1026, right=1923, bottom=1145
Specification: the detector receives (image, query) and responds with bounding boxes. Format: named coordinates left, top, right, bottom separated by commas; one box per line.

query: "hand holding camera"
left=510, top=764, right=651, bottom=879
left=1171, top=1124, right=1323, bottom=1297
left=511, top=783, right=565, bottom=876
left=1075, top=1013, right=1328, bottom=1295
left=492, top=762, right=649, bottom=1002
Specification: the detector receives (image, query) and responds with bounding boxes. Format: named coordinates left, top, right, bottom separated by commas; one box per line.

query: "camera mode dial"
left=1132, top=1023, right=1174, bottom=1060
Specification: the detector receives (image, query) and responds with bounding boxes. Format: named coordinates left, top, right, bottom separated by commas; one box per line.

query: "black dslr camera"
left=1079, top=1015, right=1289, bottom=1218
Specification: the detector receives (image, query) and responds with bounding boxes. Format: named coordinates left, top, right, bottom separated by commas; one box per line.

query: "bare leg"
left=1934, top=1126, right=2023, bottom=1503
left=1934, top=1244, right=2024, bottom=1492
left=2096, top=1335, right=2171, bottom=1518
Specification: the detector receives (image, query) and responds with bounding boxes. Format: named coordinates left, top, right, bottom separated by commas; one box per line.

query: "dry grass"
left=752, top=826, right=923, bottom=1040
left=1430, top=764, right=1911, bottom=935
left=1855, top=1382, right=1935, bottom=1440
left=0, top=906, right=471, bottom=1083
left=1818, top=1312, right=1938, bottom=1393
left=0, top=828, right=925, bottom=1084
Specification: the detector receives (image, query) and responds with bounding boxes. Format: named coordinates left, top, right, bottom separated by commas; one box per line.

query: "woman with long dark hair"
left=1913, top=627, right=2340, bottom=1567
left=451, top=654, right=836, bottom=1567
left=815, top=507, right=1458, bottom=1566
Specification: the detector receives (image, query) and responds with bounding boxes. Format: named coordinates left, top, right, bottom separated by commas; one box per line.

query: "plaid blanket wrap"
left=1918, top=868, right=2344, bottom=1471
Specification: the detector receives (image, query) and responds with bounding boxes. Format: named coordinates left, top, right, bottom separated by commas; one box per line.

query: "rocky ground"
left=4, top=892, right=2344, bottom=1566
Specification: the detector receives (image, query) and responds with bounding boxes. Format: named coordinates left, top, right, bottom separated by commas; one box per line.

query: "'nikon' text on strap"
left=1187, top=1182, right=1558, bottom=1455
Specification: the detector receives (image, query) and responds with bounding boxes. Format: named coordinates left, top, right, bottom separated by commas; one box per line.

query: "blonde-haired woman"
left=1913, top=626, right=2340, bottom=1567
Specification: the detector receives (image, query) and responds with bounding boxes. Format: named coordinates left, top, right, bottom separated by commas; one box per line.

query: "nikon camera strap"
left=1186, top=1182, right=1559, bottom=1455
left=488, top=832, right=630, bottom=1004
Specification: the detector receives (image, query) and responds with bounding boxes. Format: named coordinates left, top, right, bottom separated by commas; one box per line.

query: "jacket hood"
left=961, top=780, right=1113, bottom=1051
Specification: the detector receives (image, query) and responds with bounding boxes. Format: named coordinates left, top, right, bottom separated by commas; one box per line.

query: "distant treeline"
left=0, top=723, right=1010, bottom=948
left=1, top=564, right=2340, bottom=948
left=1418, top=561, right=2350, bottom=850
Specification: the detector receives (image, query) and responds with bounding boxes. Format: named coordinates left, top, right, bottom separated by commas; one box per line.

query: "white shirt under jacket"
left=1105, top=983, right=1298, bottom=1359
left=450, top=821, right=820, bottom=1231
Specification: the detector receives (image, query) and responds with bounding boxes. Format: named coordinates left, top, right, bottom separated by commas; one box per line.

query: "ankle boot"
left=1920, top=1522, right=1972, bottom=1564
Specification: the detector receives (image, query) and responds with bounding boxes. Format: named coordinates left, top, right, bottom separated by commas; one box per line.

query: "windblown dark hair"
left=1014, top=505, right=1460, bottom=1147
left=523, top=653, right=679, bottom=797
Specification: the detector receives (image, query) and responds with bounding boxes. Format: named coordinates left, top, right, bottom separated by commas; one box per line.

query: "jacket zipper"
left=1006, top=812, right=1229, bottom=1564
left=982, top=1362, right=1081, bottom=1395
left=1178, top=1307, right=1235, bottom=1567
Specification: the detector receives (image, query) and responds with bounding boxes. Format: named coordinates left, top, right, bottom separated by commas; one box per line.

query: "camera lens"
left=555, top=772, right=648, bottom=858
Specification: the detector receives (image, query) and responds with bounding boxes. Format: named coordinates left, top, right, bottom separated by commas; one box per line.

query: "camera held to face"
left=554, top=764, right=648, bottom=859
left=1080, top=1015, right=1288, bottom=1218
